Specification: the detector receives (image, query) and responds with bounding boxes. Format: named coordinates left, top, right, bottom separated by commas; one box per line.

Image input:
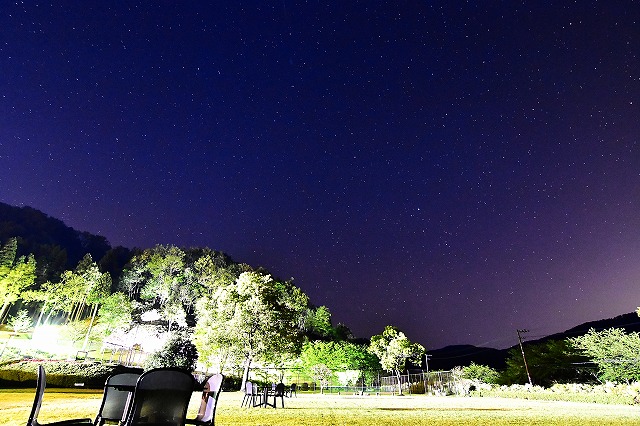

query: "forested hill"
left=0, top=201, right=128, bottom=282
left=428, top=312, right=640, bottom=370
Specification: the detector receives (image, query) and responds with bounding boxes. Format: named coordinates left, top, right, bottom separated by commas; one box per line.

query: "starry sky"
left=1, top=1, right=639, bottom=350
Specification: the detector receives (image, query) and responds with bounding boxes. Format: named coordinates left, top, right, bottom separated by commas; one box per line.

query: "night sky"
left=2, top=2, right=639, bottom=350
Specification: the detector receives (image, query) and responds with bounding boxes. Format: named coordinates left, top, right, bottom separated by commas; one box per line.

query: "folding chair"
left=120, top=367, right=195, bottom=426
left=240, top=381, right=255, bottom=407
left=286, top=383, right=297, bottom=398
left=264, top=383, right=285, bottom=408
left=27, top=365, right=93, bottom=426
left=93, top=372, right=141, bottom=425
left=186, top=373, right=224, bottom=425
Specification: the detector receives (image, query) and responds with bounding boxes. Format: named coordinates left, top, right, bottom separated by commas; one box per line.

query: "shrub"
left=471, top=382, right=640, bottom=405
left=462, top=362, right=500, bottom=384
left=409, top=381, right=425, bottom=394
left=144, top=333, right=198, bottom=371
left=221, top=375, right=242, bottom=391
left=0, top=360, right=142, bottom=388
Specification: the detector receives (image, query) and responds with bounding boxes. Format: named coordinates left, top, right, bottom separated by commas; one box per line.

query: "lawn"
left=2, top=389, right=639, bottom=426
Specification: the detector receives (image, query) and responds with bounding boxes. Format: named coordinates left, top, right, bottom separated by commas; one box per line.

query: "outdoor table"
left=253, top=386, right=272, bottom=408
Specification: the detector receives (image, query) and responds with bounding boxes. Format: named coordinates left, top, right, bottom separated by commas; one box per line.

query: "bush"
left=462, top=363, right=500, bottom=384
left=409, top=381, right=425, bottom=394
left=471, top=382, right=640, bottom=405
left=144, top=333, right=198, bottom=371
left=221, top=375, right=242, bottom=391
left=0, top=360, right=142, bottom=389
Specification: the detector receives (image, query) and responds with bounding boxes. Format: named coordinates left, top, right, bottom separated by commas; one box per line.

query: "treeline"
left=2, top=202, right=639, bottom=389
left=0, top=203, right=391, bottom=388
left=0, top=202, right=120, bottom=284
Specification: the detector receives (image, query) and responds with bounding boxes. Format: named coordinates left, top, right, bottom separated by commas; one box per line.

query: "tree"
left=120, top=245, right=194, bottom=331
left=0, top=238, right=36, bottom=323
left=145, top=333, right=199, bottom=371
left=310, top=364, right=334, bottom=394
left=569, top=328, right=640, bottom=383
left=303, top=305, right=334, bottom=339
left=369, top=326, right=425, bottom=395
left=97, top=292, right=133, bottom=336
left=301, top=340, right=380, bottom=391
left=27, top=279, right=69, bottom=327
left=0, top=238, right=17, bottom=267
left=500, top=339, right=590, bottom=386
left=194, top=271, right=308, bottom=387
left=7, top=309, right=32, bottom=334
left=462, top=363, right=500, bottom=384
left=141, top=245, right=188, bottom=330
left=301, top=341, right=344, bottom=372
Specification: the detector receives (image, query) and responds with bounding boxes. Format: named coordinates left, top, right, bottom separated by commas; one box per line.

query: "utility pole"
left=424, top=354, right=432, bottom=394
left=517, top=329, right=533, bottom=385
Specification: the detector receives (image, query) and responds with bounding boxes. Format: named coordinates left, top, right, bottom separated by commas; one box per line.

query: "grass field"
left=2, top=389, right=639, bottom=426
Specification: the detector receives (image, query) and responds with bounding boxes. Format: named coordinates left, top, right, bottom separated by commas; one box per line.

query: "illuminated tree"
left=310, top=364, right=333, bottom=394
left=145, top=333, right=198, bottom=371
left=8, top=309, right=32, bottom=333
left=96, top=292, right=132, bottom=336
left=121, top=245, right=197, bottom=331
left=369, top=326, right=425, bottom=395
left=301, top=340, right=380, bottom=387
left=569, top=328, right=640, bottom=383
left=194, top=271, right=308, bottom=386
left=0, top=239, right=37, bottom=323
left=303, top=305, right=335, bottom=339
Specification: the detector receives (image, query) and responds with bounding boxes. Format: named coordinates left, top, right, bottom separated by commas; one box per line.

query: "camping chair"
left=264, top=383, right=285, bottom=408
left=185, top=373, right=224, bottom=425
left=27, top=365, right=93, bottom=426
left=93, top=372, right=141, bottom=425
left=240, top=381, right=255, bottom=407
left=120, top=367, right=195, bottom=426
left=285, top=383, right=297, bottom=398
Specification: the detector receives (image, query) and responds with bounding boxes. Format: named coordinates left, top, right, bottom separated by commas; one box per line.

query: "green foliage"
left=310, top=364, right=333, bottom=393
left=7, top=309, right=32, bottom=333
left=194, top=270, right=309, bottom=380
left=369, top=327, right=424, bottom=372
left=0, top=345, right=56, bottom=363
left=569, top=328, right=640, bottom=383
left=303, top=305, right=335, bottom=339
left=0, top=240, right=37, bottom=323
left=97, top=292, right=132, bottom=335
left=0, top=360, right=137, bottom=388
left=0, top=238, right=17, bottom=268
left=301, top=340, right=380, bottom=388
left=144, top=333, right=199, bottom=371
left=500, top=339, right=590, bottom=386
left=462, top=362, right=500, bottom=384
left=474, top=382, right=640, bottom=405
left=369, top=326, right=425, bottom=395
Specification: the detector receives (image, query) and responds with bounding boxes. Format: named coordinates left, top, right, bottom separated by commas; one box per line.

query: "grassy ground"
left=2, top=389, right=639, bottom=426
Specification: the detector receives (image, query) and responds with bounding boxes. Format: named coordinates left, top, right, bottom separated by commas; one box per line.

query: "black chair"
left=264, top=383, right=285, bottom=408
left=285, top=383, right=297, bottom=398
left=120, top=367, right=195, bottom=426
left=27, top=365, right=93, bottom=426
left=185, top=373, right=224, bottom=425
left=93, top=372, right=141, bottom=425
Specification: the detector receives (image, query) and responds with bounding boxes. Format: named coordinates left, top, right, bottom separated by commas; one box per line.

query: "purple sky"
left=1, top=1, right=639, bottom=349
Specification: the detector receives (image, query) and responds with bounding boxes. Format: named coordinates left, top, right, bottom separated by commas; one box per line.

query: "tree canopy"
left=569, top=328, right=640, bottom=383
left=369, top=325, right=425, bottom=394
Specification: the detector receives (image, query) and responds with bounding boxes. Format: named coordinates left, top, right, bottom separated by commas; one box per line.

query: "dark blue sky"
left=2, top=1, right=639, bottom=349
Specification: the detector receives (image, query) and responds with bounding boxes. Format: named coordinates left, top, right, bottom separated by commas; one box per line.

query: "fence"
left=379, top=370, right=455, bottom=395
